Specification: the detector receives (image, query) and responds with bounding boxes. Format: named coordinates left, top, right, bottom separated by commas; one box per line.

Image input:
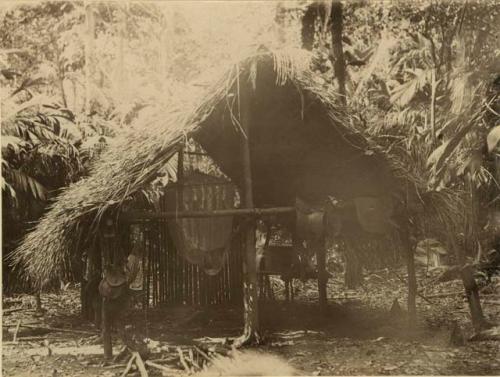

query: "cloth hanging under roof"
left=165, top=172, right=236, bottom=275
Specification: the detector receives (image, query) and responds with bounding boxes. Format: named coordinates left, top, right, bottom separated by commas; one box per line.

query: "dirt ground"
left=2, top=268, right=500, bottom=376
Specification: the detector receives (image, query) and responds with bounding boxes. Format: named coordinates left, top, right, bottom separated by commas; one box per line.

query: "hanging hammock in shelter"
left=165, top=172, right=236, bottom=275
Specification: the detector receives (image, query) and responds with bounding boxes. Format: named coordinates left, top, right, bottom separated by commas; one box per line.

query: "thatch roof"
left=11, top=47, right=461, bottom=288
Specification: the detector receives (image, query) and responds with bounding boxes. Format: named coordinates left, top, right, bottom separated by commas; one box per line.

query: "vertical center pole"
left=234, top=80, right=260, bottom=347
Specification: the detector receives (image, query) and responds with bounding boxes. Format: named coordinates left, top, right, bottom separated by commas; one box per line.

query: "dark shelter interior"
left=194, top=61, right=397, bottom=209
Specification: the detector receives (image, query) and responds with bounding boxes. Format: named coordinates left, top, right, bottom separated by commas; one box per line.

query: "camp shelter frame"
left=18, top=48, right=471, bottom=359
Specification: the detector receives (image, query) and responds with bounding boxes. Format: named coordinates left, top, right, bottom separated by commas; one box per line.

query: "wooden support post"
left=102, top=297, right=112, bottom=359
left=234, top=84, right=260, bottom=348
left=100, top=218, right=116, bottom=359
left=35, top=292, right=42, bottom=312
left=316, top=245, right=328, bottom=315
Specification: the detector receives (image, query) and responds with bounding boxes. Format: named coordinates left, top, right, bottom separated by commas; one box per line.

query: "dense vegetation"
left=1, top=1, right=499, bottom=293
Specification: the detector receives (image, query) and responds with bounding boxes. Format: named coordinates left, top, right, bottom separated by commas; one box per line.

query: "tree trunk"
left=234, top=83, right=260, bottom=348
left=461, top=264, right=487, bottom=330
left=446, top=221, right=488, bottom=330
left=301, top=2, right=321, bottom=50
left=430, top=68, right=437, bottom=145
left=330, top=1, right=347, bottom=104
left=84, top=2, right=95, bottom=116
left=402, top=222, right=417, bottom=327
left=118, top=2, right=126, bottom=125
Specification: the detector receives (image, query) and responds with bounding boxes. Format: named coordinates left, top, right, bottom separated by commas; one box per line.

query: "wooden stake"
left=102, top=297, right=112, bottom=359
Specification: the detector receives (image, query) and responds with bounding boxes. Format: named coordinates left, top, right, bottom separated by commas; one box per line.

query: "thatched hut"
left=13, top=47, right=458, bottom=353
left=13, top=48, right=399, bottom=282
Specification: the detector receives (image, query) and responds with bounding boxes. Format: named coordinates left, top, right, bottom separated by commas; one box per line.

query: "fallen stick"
left=177, top=347, right=191, bottom=373
left=3, top=321, right=43, bottom=327
left=18, top=324, right=97, bottom=336
left=3, top=299, right=23, bottom=305
left=145, top=360, right=178, bottom=373
left=120, top=353, right=137, bottom=377
left=193, top=346, right=211, bottom=363
left=147, top=356, right=179, bottom=363
left=104, top=363, right=127, bottom=369
left=134, top=352, right=149, bottom=377
left=482, top=300, right=500, bottom=305
left=12, top=335, right=60, bottom=341
left=424, top=291, right=464, bottom=299
left=13, top=320, right=21, bottom=343
left=3, top=307, right=24, bottom=315
left=188, top=348, right=200, bottom=370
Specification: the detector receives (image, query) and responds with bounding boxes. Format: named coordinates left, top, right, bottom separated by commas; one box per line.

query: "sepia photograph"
left=1, top=0, right=499, bottom=376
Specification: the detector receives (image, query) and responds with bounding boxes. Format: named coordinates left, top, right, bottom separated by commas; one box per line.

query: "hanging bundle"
left=165, top=172, right=236, bottom=275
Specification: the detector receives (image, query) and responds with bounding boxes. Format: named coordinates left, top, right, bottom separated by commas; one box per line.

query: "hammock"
left=165, top=173, right=236, bottom=275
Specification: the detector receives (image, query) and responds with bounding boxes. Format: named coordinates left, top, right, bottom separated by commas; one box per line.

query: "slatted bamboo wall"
left=135, top=218, right=244, bottom=308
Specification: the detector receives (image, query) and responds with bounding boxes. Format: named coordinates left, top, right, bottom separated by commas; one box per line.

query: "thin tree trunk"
left=404, top=225, right=417, bottom=327
left=399, top=195, right=417, bottom=327
left=234, top=83, right=260, bottom=348
left=430, top=68, right=437, bottom=145
left=447, top=221, right=487, bottom=330
left=330, top=1, right=347, bottom=105
left=461, top=176, right=488, bottom=330
left=159, top=4, right=173, bottom=96
left=84, top=2, right=95, bottom=116
left=58, top=72, right=68, bottom=108
left=118, top=2, right=127, bottom=126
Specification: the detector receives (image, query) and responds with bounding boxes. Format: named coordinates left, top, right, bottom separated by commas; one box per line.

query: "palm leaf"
left=6, top=169, right=48, bottom=201
left=487, top=125, right=500, bottom=153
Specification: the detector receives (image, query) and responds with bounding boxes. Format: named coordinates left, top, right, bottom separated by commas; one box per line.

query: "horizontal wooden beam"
left=121, top=207, right=295, bottom=221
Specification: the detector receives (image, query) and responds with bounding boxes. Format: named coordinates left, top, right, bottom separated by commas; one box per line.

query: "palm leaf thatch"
left=11, top=47, right=463, bottom=289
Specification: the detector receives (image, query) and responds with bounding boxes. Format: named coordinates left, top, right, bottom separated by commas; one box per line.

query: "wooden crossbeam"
left=121, top=207, right=295, bottom=221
